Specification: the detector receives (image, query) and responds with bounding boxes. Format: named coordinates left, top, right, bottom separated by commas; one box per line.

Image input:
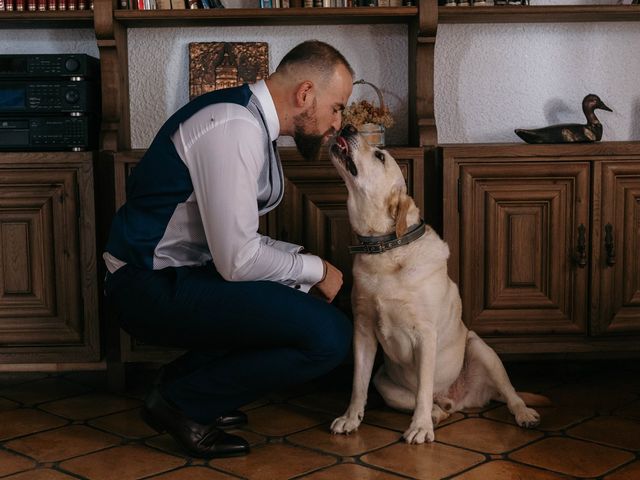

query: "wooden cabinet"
left=4, top=2, right=639, bottom=371
left=100, top=147, right=425, bottom=364
left=443, top=143, right=640, bottom=355
left=0, top=153, right=99, bottom=363
left=592, top=161, right=640, bottom=336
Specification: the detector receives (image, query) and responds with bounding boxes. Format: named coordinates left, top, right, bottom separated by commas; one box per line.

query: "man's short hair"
left=276, top=40, right=355, bottom=80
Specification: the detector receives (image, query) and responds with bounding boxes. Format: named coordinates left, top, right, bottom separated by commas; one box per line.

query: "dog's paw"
left=431, top=404, right=451, bottom=426
left=330, top=415, right=362, bottom=435
left=403, top=423, right=435, bottom=444
left=515, top=407, right=540, bottom=428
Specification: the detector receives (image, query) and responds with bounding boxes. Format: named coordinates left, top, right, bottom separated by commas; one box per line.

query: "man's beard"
left=293, top=102, right=326, bottom=161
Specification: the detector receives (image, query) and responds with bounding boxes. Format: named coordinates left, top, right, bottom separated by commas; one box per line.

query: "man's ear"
left=387, top=189, right=412, bottom=238
left=295, top=80, right=314, bottom=108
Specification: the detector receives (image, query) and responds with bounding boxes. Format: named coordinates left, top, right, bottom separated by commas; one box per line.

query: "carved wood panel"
left=459, top=162, right=590, bottom=336
left=593, top=161, right=640, bottom=334
left=0, top=157, right=98, bottom=363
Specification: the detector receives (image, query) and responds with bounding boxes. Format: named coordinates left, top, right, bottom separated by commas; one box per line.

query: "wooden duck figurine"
left=515, top=94, right=612, bottom=144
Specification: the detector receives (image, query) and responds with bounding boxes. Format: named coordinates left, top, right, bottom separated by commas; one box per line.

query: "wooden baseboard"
left=0, top=361, right=107, bottom=373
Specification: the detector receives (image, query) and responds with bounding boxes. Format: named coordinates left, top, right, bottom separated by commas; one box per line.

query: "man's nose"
left=331, top=116, right=342, bottom=133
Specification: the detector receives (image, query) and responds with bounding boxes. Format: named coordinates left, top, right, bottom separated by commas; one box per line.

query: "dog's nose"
left=341, top=124, right=358, bottom=136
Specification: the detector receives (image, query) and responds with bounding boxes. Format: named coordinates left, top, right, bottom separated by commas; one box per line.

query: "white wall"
left=436, top=22, right=640, bottom=143
left=0, top=28, right=99, bottom=57
left=127, top=25, right=408, bottom=147
left=1, top=1, right=638, bottom=146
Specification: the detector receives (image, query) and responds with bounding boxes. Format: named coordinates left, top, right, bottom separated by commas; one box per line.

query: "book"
left=189, top=42, right=269, bottom=101
left=170, top=0, right=186, bottom=7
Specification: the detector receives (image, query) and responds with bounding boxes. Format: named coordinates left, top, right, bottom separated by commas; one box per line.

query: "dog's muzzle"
left=331, top=133, right=358, bottom=177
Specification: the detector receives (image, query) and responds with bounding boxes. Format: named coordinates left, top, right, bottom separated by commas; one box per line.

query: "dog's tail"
left=517, top=392, right=552, bottom=407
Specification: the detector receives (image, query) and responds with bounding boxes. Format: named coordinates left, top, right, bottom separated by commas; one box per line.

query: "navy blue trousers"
left=104, top=263, right=352, bottom=424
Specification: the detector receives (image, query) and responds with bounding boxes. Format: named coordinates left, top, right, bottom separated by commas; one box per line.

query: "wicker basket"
left=351, top=79, right=387, bottom=147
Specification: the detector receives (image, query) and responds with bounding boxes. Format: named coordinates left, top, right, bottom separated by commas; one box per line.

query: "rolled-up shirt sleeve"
left=176, top=104, right=324, bottom=291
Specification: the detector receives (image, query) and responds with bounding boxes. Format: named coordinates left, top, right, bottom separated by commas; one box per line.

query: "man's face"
left=293, top=64, right=353, bottom=161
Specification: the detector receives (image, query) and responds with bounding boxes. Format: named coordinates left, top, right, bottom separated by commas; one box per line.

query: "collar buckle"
left=364, top=243, right=384, bottom=254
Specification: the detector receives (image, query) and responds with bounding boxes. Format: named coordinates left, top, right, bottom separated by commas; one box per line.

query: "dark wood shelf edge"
left=440, top=141, right=640, bottom=158
left=113, top=7, right=418, bottom=26
left=0, top=150, right=95, bottom=164
left=0, top=10, right=93, bottom=28
left=114, top=145, right=424, bottom=162
left=439, top=5, right=640, bottom=24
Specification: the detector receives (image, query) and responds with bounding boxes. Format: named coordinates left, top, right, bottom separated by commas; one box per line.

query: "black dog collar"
left=348, top=220, right=427, bottom=255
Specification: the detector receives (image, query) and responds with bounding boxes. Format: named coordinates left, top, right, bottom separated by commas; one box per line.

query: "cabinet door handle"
left=605, top=223, right=616, bottom=267
left=573, top=224, right=587, bottom=268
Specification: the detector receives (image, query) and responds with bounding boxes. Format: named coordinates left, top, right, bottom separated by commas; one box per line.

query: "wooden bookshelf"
left=113, top=6, right=419, bottom=27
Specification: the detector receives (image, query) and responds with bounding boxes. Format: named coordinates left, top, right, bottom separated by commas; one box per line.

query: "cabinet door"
left=0, top=157, right=99, bottom=363
left=459, top=162, right=590, bottom=336
left=592, top=161, right=640, bottom=334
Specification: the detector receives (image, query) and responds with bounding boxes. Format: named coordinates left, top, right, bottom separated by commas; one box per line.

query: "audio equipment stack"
left=0, top=54, right=100, bottom=151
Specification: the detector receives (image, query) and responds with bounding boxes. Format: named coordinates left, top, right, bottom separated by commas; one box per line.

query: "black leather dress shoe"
left=215, top=410, right=247, bottom=429
left=141, top=388, right=249, bottom=458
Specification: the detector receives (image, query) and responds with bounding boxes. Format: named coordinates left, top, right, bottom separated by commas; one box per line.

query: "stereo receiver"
left=0, top=54, right=99, bottom=79
left=0, top=80, right=96, bottom=113
left=0, top=116, right=95, bottom=151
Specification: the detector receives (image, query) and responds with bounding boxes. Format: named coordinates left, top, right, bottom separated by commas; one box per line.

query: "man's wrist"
left=320, top=260, right=328, bottom=283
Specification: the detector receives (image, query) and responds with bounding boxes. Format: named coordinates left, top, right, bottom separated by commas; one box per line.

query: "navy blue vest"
left=105, top=84, right=281, bottom=270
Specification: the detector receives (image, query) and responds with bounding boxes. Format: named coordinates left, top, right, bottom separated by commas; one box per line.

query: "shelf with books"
left=438, top=5, right=640, bottom=24
left=0, top=10, right=93, bottom=27
left=96, top=0, right=437, bottom=157
left=113, top=6, right=419, bottom=27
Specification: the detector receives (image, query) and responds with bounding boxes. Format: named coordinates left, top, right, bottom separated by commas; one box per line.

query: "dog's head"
left=329, top=124, right=420, bottom=238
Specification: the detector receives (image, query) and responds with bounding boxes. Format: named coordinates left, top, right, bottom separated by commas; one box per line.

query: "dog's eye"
left=375, top=151, right=385, bottom=163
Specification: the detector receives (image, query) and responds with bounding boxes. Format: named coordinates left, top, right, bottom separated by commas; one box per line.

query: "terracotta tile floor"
left=1, top=360, right=639, bottom=479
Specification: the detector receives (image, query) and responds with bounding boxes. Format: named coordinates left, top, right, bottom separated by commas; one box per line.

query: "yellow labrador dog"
left=329, top=125, right=548, bottom=444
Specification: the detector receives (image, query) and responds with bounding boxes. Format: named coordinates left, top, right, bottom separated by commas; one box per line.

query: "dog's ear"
left=387, top=189, right=412, bottom=238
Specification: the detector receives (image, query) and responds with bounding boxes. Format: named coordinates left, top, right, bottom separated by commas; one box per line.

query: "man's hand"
left=311, top=260, right=343, bottom=302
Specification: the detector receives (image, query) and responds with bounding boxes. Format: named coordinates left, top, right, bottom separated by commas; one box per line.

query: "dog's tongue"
left=336, top=136, right=349, bottom=152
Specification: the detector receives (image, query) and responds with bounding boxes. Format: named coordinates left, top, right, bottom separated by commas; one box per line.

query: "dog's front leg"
left=331, top=317, right=378, bottom=435
left=404, top=329, right=437, bottom=444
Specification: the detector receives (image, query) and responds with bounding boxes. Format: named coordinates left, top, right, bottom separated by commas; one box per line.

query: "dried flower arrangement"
left=342, top=80, right=395, bottom=129
left=342, top=100, right=395, bottom=129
